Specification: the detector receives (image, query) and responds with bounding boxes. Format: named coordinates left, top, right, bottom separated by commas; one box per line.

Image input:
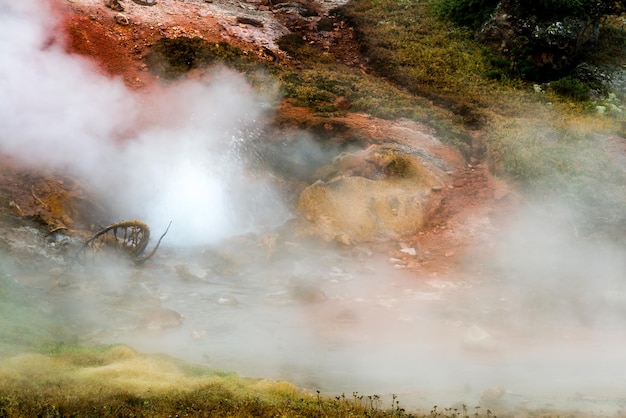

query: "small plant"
left=276, top=33, right=335, bottom=63
left=488, top=57, right=510, bottom=70
left=146, top=37, right=245, bottom=78
left=549, top=76, right=590, bottom=101
left=277, top=33, right=306, bottom=54
left=433, top=0, right=499, bottom=30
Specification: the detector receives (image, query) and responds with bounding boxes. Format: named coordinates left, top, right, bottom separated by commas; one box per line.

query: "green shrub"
left=433, top=0, right=499, bottom=29
left=276, top=33, right=306, bottom=54
left=435, top=0, right=625, bottom=28
left=146, top=37, right=245, bottom=78
left=523, top=0, right=624, bottom=20
left=550, top=76, right=590, bottom=101
left=485, top=70, right=503, bottom=80
left=489, top=56, right=510, bottom=69
left=276, top=34, right=335, bottom=63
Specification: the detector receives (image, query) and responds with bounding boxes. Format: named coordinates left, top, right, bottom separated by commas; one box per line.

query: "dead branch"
left=76, top=220, right=171, bottom=265
left=135, top=221, right=172, bottom=265
left=9, top=201, right=24, bottom=217
left=31, top=186, right=49, bottom=211
left=49, top=225, right=68, bottom=234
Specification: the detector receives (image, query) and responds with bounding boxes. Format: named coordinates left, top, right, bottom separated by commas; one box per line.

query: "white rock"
left=175, top=264, right=208, bottom=281
left=463, top=324, right=497, bottom=351
left=218, top=295, right=239, bottom=306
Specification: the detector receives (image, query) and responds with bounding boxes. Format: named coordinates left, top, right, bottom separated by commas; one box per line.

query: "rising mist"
left=0, top=0, right=288, bottom=246
left=1, top=0, right=626, bottom=415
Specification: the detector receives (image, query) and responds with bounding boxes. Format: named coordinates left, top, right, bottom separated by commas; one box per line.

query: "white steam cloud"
left=0, top=1, right=287, bottom=245
left=4, top=1, right=626, bottom=414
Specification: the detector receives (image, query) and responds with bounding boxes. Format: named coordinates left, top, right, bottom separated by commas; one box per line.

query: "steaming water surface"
left=56, top=234, right=625, bottom=414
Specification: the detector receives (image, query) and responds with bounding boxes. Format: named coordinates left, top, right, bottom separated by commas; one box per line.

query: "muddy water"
left=14, top=229, right=617, bottom=415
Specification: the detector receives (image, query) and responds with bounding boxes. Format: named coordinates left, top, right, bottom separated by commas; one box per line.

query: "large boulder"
left=477, top=0, right=599, bottom=79
left=295, top=144, right=448, bottom=244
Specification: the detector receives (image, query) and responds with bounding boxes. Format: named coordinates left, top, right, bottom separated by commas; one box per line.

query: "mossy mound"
left=146, top=37, right=245, bottom=79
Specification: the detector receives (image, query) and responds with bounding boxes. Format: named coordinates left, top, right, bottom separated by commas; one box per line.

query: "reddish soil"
left=0, top=0, right=519, bottom=276
left=412, top=160, right=519, bottom=275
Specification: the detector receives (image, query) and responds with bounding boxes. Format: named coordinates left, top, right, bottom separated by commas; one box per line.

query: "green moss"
left=276, top=33, right=335, bottom=64
left=0, top=366, right=420, bottom=417
left=146, top=37, right=246, bottom=79
left=433, top=0, right=499, bottom=30
left=383, top=153, right=415, bottom=179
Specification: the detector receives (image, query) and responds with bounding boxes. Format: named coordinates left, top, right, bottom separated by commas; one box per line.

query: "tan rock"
left=295, top=145, right=446, bottom=243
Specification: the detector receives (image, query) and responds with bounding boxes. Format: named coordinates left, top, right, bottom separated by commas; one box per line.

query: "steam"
left=486, top=200, right=626, bottom=330
left=3, top=1, right=626, bottom=415
left=0, top=1, right=287, bottom=245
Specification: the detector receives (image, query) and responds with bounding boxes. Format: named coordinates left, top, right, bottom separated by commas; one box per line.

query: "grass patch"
left=273, top=64, right=472, bottom=154
left=336, top=0, right=498, bottom=127
left=433, top=0, right=499, bottom=30
left=487, top=113, right=626, bottom=240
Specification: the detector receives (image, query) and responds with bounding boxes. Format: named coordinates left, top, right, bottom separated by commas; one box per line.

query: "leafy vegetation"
left=146, top=37, right=247, bottom=79
left=431, top=0, right=626, bottom=81
left=522, top=0, right=625, bottom=20
left=434, top=0, right=625, bottom=26
left=433, top=0, right=499, bottom=30
left=549, top=76, right=590, bottom=101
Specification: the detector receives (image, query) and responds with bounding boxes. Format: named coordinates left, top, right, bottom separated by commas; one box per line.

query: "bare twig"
left=76, top=220, right=171, bottom=265
left=31, top=186, right=49, bottom=211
